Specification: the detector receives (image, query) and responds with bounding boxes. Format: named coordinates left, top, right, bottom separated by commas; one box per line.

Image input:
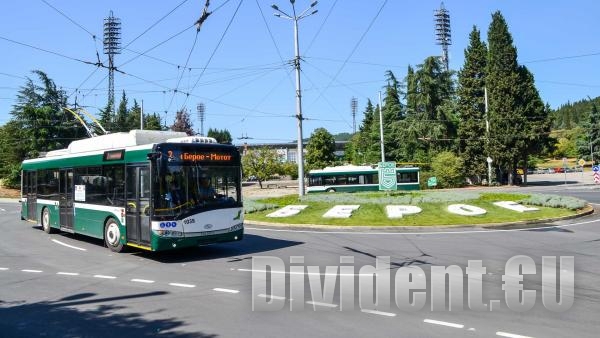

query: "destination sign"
left=167, top=150, right=233, bottom=162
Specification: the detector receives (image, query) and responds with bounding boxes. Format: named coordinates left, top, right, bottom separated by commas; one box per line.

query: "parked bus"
left=21, top=130, right=243, bottom=252
left=307, top=165, right=420, bottom=193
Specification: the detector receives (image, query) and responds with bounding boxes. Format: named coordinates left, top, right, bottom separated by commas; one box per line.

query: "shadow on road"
left=135, top=234, right=303, bottom=263
left=524, top=180, right=580, bottom=186
left=0, top=291, right=216, bottom=338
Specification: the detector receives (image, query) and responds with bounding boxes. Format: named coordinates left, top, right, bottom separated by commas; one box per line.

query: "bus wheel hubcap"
left=106, top=223, right=120, bottom=246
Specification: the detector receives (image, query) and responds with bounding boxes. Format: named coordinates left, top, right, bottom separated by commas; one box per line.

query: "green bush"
left=431, top=151, right=465, bottom=188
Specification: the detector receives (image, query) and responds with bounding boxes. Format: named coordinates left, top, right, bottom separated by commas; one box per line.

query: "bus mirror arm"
left=147, top=152, right=162, bottom=160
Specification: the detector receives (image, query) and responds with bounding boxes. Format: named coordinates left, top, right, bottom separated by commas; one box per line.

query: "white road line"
left=0, top=267, right=8, bottom=271
left=169, top=283, right=196, bottom=288
left=213, top=288, right=240, bottom=294
left=236, top=268, right=372, bottom=277
left=131, top=279, right=155, bottom=284
left=51, top=239, right=87, bottom=251
left=361, top=309, right=397, bottom=317
left=93, top=274, right=116, bottom=279
left=306, top=301, right=338, bottom=308
left=57, top=272, right=79, bottom=276
left=246, top=218, right=599, bottom=235
left=257, top=294, right=287, bottom=301
left=423, top=319, right=464, bottom=329
left=496, top=332, right=534, bottom=338
left=21, top=269, right=43, bottom=273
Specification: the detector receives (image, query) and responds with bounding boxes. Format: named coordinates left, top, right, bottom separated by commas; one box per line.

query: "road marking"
left=361, top=309, right=397, bottom=317
left=257, top=294, right=287, bottom=301
left=169, top=283, right=195, bottom=288
left=423, top=319, right=464, bottom=329
left=57, top=272, right=79, bottom=276
left=0, top=267, right=8, bottom=271
left=496, top=332, right=534, bottom=338
left=21, top=269, right=43, bottom=273
left=51, top=239, right=87, bottom=251
left=131, top=279, right=155, bottom=284
left=246, top=218, right=599, bottom=236
left=213, top=288, right=240, bottom=294
left=93, top=274, right=116, bottom=279
left=236, top=268, right=372, bottom=277
left=306, top=301, right=338, bottom=308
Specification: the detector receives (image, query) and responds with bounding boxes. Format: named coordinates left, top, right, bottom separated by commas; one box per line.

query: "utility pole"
left=272, top=1, right=318, bottom=197
left=378, top=91, right=385, bottom=162
left=485, top=87, right=492, bottom=186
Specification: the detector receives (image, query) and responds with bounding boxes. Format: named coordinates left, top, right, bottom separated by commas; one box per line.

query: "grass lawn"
left=244, top=192, right=583, bottom=227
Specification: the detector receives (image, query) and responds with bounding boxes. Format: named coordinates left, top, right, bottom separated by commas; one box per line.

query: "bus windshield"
left=154, top=163, right=241, bottom=217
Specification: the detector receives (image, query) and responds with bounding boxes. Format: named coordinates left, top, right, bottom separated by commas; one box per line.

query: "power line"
left=41, top=0, right=96, bottom=39
left=0, top=35, right=98, bottom=66
left=308, top=0, right=388, bottom=108
left=122, top=0, right=191, bottom=49
left=304, top=0, right=338, bottom=54
left=182, top=0, right=243, bottom=110
left=523, top=51, right=600, bottom=64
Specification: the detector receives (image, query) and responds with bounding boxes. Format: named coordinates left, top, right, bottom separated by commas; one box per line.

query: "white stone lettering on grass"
left=447, top=204, right=487, bottom=216
left=323, top=205, right=360, bottom=218
left=385, top=205, right=422, bottom=218
left=266, top=205, right=308, bottom=218
left=493, top=201, right=539, bottom=212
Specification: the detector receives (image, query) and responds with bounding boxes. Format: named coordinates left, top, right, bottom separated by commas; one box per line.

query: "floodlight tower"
left=351, top=97, right=358, bottom=134
left=434, top=2, right=451, bottom=71
left=103, top=11, right=121, bottom=117
left=197, top=102, right=206, bottom=136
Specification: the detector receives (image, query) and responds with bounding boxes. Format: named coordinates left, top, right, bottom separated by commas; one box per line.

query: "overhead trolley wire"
left=181, top=0, right=244, bottom=110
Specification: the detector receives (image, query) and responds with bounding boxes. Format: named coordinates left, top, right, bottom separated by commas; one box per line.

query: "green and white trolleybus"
left=21, top=130, right=244, bottom=252
left=307, top=165, right=420, bottom=193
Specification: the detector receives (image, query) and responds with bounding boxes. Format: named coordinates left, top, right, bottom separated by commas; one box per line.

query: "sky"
left=1, top=0, right=599, bottom=145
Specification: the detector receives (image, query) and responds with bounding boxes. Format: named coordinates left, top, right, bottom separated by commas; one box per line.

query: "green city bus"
left=307, top=165, right=420, bottom=193
left=21, top=130, right=243, bottom=252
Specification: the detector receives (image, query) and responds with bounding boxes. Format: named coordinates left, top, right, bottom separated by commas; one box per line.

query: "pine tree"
left=457, top=26, right=488, bottom=182
left=114, top=91, right=129, bottom=132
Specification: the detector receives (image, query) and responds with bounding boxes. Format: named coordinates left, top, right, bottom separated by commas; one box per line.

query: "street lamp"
left=272, top=1, right=318, bottom=196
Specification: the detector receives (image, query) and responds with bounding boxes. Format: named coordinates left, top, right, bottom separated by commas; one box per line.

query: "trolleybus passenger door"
left=25, top=171, right=37, bottom=220
left=59, top=169, right=74, bottom=229
left=126, top=166, right=151, bottom=246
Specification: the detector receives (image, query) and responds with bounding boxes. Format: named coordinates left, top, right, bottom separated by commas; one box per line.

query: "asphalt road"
left=0, top=183, right=599, bottom=338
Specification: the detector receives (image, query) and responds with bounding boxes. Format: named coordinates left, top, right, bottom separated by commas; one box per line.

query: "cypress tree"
left=457, top=26, right=488, bottom=182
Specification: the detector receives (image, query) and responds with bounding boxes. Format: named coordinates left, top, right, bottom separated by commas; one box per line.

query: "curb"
left=245, top=204, right=596, bottom=233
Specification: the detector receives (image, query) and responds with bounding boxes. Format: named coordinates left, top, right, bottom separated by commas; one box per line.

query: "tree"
left=144, top=113, right=164, bottom=131
left=114, top=91, right=129, bottom=132
left=486, top=11, right=525, bottom=184
left=170, top=108, right=194, bottom=135
left=305, top=128, right=336, bottom=171
left=577, top=103, right=600, bottom=162
left=10, top=70, right=86, bottom=158
left=241, top=147, right=280, bottom=188
left=207, top=128, right=233, bottom=144
left=457, top=26, right=488, bottom=182
left=431, top=151, right=465, bottom=188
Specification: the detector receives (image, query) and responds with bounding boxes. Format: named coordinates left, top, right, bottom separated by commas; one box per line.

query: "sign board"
left=578, top=159, right=586, bottom=167
left=427, top=176, right=438, bottom=188
left=593, top=165, right=599, bottom=172
left=378, top=162, right=397, bottom=191
left=74, top=185, right=86, bottom=202
left=594, top=172, right=600, bottom=184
